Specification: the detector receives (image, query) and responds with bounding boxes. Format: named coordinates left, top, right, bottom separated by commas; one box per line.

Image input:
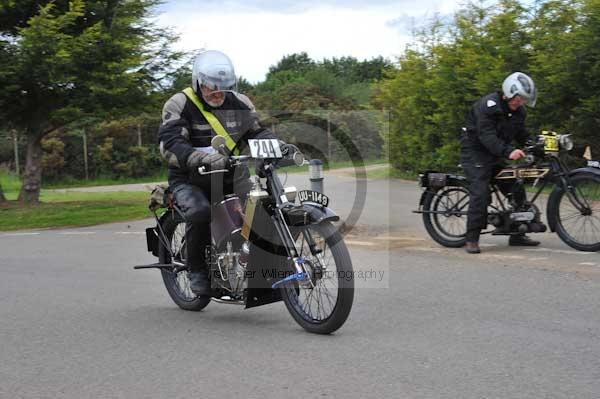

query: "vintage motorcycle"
left=414, top=131, right=600, bottom=252
left=136, top=136, right=354, bottom=334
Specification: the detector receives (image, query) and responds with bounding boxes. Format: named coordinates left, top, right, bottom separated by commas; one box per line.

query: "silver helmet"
left=191, top=50, right=237, bottom=93
left=502, top=72, right=537, bottom=107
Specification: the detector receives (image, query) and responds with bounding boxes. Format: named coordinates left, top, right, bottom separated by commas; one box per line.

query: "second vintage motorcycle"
left=414, top=131, right=600, bottom=252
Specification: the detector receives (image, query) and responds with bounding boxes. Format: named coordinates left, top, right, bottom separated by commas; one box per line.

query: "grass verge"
left=0, top=191, right=151, bottom=231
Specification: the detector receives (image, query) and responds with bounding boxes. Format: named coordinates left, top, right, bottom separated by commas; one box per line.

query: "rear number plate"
left=298, top=190, right=329, bottom=207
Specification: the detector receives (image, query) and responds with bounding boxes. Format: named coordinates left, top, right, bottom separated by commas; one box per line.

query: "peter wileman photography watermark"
left=211, top=267, right=388, bottom=289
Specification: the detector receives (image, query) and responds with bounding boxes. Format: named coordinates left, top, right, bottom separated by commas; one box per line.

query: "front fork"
left=555, top=161, right=592, bottom=214
left=270, top=208, right=317, bottom=289
left=266, top=166, right=318, bottom=288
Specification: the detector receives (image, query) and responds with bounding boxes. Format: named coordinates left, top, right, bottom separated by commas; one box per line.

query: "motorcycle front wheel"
left=551, top=173, right=600, bottom=252
left=158, top=212, right=211, bottom=311
left=281, top=221, right=354, bottom=334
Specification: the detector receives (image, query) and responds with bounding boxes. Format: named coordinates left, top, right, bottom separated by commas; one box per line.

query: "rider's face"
left=508, top=95, right=527, bottom=111
left=200, top=85, right=226, bottom=107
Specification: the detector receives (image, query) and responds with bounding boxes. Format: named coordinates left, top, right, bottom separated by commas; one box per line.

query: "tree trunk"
left=0, top=184, right=6, bottom=203
left=18, top=135, right=43, bottom=204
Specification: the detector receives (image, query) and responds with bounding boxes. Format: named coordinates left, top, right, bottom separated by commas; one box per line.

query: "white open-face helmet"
left=502, top=72, right=537, bottom=107
left=192, top=50, right=237, bottom=93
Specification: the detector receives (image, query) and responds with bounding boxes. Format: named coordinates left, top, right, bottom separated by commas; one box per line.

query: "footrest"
left=133, top=263, right=173, bottom=270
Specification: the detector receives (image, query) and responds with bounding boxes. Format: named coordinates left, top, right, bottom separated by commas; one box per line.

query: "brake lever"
left=198, top=166, right=228, bottom=175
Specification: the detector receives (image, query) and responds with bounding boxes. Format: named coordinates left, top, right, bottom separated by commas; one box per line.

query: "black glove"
left=187, top=151, right=228, bottom=172
left=202, top=152, right=228, bottom=171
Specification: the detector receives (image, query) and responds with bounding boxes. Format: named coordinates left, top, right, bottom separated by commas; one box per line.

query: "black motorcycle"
left=414, top=132, right=600, bottom=252
left=136, top=136, right=354, bottom=334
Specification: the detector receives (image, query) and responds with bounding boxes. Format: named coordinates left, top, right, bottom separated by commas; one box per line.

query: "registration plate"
left=298, top=190, right=329, bottom=207
left=248, top=139, right=282, bottom=159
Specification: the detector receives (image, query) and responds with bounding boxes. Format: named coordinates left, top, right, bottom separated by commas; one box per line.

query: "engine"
left=488, top=202, right=547, bottom=234
left=208, top=238, right=249, bottom=299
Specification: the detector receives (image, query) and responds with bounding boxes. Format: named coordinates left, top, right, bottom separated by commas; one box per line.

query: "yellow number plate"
left=542, top=131, right=559, bottom=152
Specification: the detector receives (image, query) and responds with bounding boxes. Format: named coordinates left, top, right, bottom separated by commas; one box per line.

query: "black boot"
left=509, top=234, right=540, bottom=246
left=188, top=270, right=212, bottom=296
left=465, top=241, right=481, bottom=254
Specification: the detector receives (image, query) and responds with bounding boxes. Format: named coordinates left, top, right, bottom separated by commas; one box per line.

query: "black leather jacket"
left=157, top=90, right=274, bottom=185
left=460, top=91, right=530, bottom=166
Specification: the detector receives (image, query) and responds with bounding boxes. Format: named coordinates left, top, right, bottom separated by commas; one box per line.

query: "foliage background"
left=375, top=0, right=600, bottom=173
left=1, top=0, right=599, bottom=199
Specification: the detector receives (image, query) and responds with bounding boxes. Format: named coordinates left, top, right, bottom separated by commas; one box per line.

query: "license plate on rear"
left=298, top=190, right=329, bottom=207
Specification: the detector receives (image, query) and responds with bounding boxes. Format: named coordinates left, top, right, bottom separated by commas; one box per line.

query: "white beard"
left=203, top=94, right=225, bottom=108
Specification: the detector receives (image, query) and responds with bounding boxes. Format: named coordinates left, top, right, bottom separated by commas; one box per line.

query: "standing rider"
left=158, top=50, right=275, bottom=295
left=460, top=72, right=540, bottom=254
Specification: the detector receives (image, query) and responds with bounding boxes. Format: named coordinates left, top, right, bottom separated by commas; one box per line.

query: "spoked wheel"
left=281, top=221, right=354, bottom=334
left=422, top=182, right=470, bottom=247
left=553, top=173, right=600, bottom=252
left=159, top=213, right=210, bottom=311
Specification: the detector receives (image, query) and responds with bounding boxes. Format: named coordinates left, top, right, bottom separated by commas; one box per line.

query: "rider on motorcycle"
left=460, top=72, right=540, bottom=254
left=157, top=50, right=276, bottom=295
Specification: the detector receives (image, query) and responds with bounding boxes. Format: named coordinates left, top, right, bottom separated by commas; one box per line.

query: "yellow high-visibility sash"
left=183, top=87, right=240, bottom=155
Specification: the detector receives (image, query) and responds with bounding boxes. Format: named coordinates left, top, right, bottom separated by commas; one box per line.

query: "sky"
left=155, top=0, right=464, bottom=83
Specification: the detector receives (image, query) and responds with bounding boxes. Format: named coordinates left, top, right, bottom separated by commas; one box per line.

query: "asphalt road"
left=1, top=172, right=599, bottom=399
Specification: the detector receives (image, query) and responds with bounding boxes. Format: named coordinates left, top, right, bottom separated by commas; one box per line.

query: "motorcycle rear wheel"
left=281, top=221, right=354, bottom=334
left=159, top=212, right=211, bottom=311
left=422, top=182, right=469, bottom=248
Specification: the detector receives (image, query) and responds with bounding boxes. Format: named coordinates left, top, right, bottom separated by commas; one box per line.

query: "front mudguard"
left=546, top=167, right=600, bottom=232
left=282, top=203, right=340, bottom=227
left=244, top=202, right=339, bottom=309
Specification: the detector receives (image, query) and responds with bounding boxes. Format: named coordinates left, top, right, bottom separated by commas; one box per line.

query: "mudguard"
left=244, top=202, right=339, bottom=309
left=417, top=171, right=468, bottom=208
left=283, top=203, right=340, bottom=226
left=546, top=166, right=600, bottom=232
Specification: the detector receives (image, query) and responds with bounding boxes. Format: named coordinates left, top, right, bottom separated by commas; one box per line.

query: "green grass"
left=43, top=172, right=168, bottom=189
left=0, top=191, right=152, bottom=231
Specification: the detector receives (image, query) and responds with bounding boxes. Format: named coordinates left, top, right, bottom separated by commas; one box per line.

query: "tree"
left=375, top=0, right=533, bottom=172
left=236, top=76, right=254, bottom=93
left=0, top=0, right=181, bottom=203
left=266, top=52, right=316, bottom=78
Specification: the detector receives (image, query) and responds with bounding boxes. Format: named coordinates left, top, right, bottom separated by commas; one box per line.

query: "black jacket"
left=158, top=90, right=274, bottom=185
left=460, top=91, right=529, bottom=166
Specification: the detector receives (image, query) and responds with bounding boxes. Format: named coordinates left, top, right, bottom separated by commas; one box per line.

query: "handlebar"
left=198, top=155, right=251, bottom=175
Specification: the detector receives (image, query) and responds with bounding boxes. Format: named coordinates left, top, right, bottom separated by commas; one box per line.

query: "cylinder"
left=211, top=194, right=244, bottom=248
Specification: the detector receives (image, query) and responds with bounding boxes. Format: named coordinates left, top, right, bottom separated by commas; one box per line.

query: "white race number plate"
left=248, top=139, right=282, bottom=159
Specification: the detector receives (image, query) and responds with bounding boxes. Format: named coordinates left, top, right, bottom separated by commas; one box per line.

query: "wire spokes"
left=432, top=187, right=469, bottom=239
left=558, top=178, right=600, bottom=246
left=290, top=227, right=339, bottom=322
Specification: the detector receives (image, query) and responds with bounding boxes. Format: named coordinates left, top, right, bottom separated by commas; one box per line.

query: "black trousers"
left=462, top=163, right=526, bottom=242
left=170, top=175, right=253, bottom=273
